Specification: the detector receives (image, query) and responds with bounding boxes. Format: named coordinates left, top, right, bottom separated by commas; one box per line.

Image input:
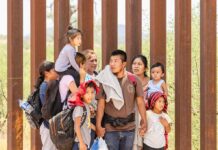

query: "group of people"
left=35, top=26, right=172, bottom=150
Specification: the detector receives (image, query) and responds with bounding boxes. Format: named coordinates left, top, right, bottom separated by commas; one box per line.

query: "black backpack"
left=41, top=79, right=64, bottom=120
left=25, top=89, right=44, bottom=129
left=49, top=106, right=87, bottom=150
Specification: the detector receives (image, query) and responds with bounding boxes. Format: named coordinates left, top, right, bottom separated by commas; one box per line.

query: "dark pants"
left=104, top=130, right=135, bottom=150
left=57, top=66, right=80, bottom=87
left=72, top=142, right=89, bottom=150
left=143, top=144, right=164, bottom=150
left=90, top=118, right=96, bottom=147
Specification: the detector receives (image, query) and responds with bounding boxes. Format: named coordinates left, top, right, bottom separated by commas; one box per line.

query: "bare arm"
left=159, top=117, right=171, bottom=133
left=69, top=81, right=78, bottom=95
left=165, top=124, right=171, bottom=133
left=96, top=98, right=106, bottom=137
left=161, top=82, right=168, bottom=96
left=136, top=96, right=147, bottom=132
left=90, top=123, right=96, bottom=131
left=79, top=67, right=86, bottom=83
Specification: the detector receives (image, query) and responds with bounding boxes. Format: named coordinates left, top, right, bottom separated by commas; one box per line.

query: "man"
left=95, top=49, right=147, bottom=150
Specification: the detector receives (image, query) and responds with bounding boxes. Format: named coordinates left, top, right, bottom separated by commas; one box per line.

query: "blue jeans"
left=72, top=142, right=79, bottom=150
left=104, top=130, right=135, bottom=150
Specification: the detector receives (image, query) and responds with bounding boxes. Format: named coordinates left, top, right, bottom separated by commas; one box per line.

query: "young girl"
left=68, top=80, right=99, bottom=150
left=131, top=55, right=149, bottom=150
left=55, top=26, right=83, bottom=86
left=35, top=61, right=58, bottom=150
left=146, top=62, right=168, bottom=98
left=143, top=92, right=172, bottom=150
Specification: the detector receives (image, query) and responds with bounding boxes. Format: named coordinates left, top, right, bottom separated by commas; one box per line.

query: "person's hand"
left=138, top=119, right=147, bottom=137
left=96, top=126, right=105, bottom=137
left=79, top=142, right=87, bottom=150
left=79, top=67, right=86, bottom=82
left=159, top=116, right=168, bottom=127
left=139, top=128, right=146, bottom=137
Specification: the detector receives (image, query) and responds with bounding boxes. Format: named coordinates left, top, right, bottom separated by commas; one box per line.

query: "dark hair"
left=75, top=52, right=86, bottom=66
left=80, top=80, right=99, bottom=102
left=151, top=62, right=165, bottom=73
left=65, top=26, right=82, bottom=43
left=111, top=49, right=127, bottom=62
left=86, top=81, right=97, bottom=89
left=131, top=54, right=148, bottom=77
left=35, top=61, right=55, bottom=89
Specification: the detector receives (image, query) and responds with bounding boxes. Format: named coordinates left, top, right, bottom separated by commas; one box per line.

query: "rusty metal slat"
left=54, top=0, right=70, bottom=59
left=175, top=0, right=192, bottom=149
left=102, top=0, right=117, bottom=68
left=126, top=0, right=142, bottom=71
left=200, top=0, right=217, bottom=149
left=78, top=0, right=93, bottom=51
left=7, top=0, right=23, bottom=150
left=30, top=0, right=46, bottom=149
left=150, top=0, right=166, bottom=68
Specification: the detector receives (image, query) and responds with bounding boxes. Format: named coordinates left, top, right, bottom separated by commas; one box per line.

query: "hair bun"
left=68, top=25, right=73, bottom=31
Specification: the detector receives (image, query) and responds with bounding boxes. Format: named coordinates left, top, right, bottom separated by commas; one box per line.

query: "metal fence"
left=7, top=0, right=216, bottom=149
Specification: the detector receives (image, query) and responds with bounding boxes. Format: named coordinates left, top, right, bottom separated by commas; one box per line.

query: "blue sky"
left=0, top=0, right=201, bottom=36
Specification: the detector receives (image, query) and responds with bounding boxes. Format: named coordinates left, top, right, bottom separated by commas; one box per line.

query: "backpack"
left=49, top=106, right=87, bottom=150
left=127, top=72, right=137, bottom=87
left=41, top=79, right=64, bottom=120
left=25, top=89, right=44, bottom=129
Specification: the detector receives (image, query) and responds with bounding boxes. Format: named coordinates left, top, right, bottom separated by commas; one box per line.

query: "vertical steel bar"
left=30, top=0, right=46, bottom=149
left=200, top=0, right=217, bottom=149
left=175, top=0, right=192, bottom=149
left=102, top=0, right=117, bottom=67
left=7, top=0, right=23, bottom=149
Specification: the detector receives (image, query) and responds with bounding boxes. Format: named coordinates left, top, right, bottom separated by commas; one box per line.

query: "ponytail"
left=35, top=75, right=44, bottom=89
left=34, top=61, right=55, bottom=89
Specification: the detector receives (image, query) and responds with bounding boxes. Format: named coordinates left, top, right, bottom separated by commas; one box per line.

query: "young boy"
left=68, top=80, right=99, bottom=150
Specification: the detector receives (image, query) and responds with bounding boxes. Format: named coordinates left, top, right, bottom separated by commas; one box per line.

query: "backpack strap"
left=80, top=106, right=87, bottom=126
left=63, top=90, right=71, bottom=109
left=127, top=72, right=137, bottom=87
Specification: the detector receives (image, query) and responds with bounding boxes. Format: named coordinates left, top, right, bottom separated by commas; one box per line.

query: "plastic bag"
left=90, top=139, right=99, bottom=150
left=91, top=137, right=108, bottom=150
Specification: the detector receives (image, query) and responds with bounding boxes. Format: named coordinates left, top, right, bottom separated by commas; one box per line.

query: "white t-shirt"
left=143, top=110, right=172, bottom=149
left=59, top=75, right=75, bottom=103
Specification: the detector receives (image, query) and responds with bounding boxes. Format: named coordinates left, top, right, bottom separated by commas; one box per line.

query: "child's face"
left=83, top=87, right=95, bottom=104
left=153, top=97, right=165, bottom=113
left=70, top=34, right=82, bottom=47
left=151, top=66, right=164, bottom=81
left=132, top=58, right=147, bottom=76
